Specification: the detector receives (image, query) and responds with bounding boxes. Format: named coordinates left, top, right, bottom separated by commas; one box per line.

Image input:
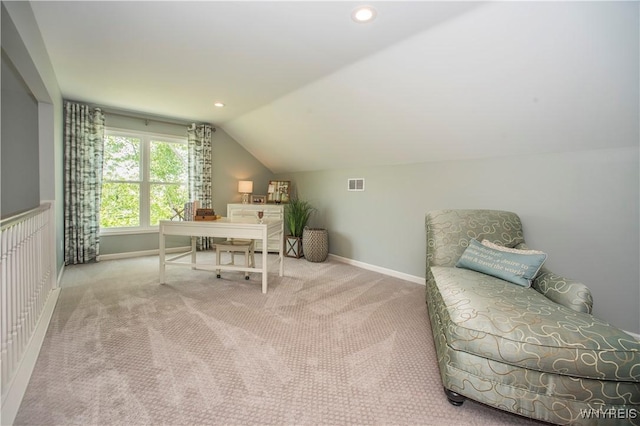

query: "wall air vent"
left=347, top=178, right=365, bottom=192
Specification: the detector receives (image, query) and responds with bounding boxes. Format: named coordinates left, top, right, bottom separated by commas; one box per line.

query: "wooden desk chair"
left=215, top=239, right=255, bottom=280
left=215, top=207, right=261, bottom=280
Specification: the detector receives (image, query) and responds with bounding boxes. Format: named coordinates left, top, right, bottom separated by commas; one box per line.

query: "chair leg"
left=215, top=243, right=255, bottom=280
left=249, top=246, right=256, bottom=279
left=244, top=249, right=250, bottom=280
left=216, top=248, right=221, bottom=278
left=244, top=241, right=255, bottom=280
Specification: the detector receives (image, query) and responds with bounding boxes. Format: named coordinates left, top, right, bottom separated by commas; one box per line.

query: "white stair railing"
left=1, top=202, right=57, bottom=417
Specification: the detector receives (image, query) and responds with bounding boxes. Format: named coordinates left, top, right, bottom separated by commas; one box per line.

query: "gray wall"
left=2, top=2, right=64, bottom=272
left=100, top=121, right=274, bottom=255
left=276, top=146, right=640, bottom=334
left=211, top=127, right=275, bottom=215
left=1, top=52, right=40, bottom=217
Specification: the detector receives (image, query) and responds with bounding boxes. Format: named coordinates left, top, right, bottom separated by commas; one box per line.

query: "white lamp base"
left=242, top=193, right=250, bottom=204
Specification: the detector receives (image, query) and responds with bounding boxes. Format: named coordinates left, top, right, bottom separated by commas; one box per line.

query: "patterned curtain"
left=64, top=101, right=105, bottom=264
left=187, top=123, right=214, bottom=250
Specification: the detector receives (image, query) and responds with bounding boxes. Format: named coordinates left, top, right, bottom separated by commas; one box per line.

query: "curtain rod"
left=102, top=109, right=215, bottom=131
left=64, top=100, right=214, bottom=130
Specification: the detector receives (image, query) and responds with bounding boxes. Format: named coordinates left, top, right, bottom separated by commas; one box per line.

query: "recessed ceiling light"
left=214, top=102, right=225, bottom=108
left=351, top=6, right=377, bottom=23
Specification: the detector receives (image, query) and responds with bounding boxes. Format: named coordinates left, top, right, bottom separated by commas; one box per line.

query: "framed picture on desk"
left=267, top=180, right=290, bottom=204
left=251, top=195, right=266, bottom=204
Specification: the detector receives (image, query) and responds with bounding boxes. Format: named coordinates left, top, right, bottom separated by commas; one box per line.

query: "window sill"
left=100, top=227, right=159, bottom=236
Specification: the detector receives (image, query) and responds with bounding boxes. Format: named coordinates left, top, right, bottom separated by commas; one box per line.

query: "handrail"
left=0, top=202, right=52, bottom=231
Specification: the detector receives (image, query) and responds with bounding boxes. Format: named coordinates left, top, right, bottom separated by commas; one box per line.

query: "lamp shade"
left=238, top=180, right=253, bottom=193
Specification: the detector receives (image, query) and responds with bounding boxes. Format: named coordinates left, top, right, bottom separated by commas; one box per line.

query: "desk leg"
left=279, top=225, right=284, bottom=277
left=159, top=229, right=166, bottom=284
left=261, top=227, right=268, bottom=293
left=191, top=236, right=197, bottom=269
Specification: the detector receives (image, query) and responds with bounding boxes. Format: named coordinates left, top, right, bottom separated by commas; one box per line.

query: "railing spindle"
left=0, top=203, right=56, bottom=403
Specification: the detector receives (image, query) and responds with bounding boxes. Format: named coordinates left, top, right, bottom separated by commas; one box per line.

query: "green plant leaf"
left=285, top=197, right=315, bottom=237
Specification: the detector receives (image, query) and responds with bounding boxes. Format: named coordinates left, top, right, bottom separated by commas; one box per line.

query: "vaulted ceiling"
left=30, top=1, right=638, bottom=173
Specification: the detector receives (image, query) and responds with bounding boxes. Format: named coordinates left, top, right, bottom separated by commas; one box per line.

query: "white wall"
left=276, top=146, right=640, bottom=334
left=226, top=2, right=638, bottom=174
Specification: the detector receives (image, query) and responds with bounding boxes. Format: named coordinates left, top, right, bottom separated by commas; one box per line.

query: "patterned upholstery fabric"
left=425, top=209, right=640, bottom=425
left=533, top=266, right=594, bottom=314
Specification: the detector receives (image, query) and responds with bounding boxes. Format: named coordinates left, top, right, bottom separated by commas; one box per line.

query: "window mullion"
left=141, top=136, right=151, bottom=227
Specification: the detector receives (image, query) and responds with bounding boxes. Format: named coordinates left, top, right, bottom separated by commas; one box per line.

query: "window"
left=100, top=129, right=188, bottom=232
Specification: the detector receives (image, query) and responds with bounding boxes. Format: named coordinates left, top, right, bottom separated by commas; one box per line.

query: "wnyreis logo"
left=579, top=408, right=638, bottom=420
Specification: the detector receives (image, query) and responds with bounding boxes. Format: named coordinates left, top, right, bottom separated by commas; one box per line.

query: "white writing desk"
left=159, top=218, right=284, bottom=293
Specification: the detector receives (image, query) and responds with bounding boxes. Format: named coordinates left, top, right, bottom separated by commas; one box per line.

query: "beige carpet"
left=14, top=253, right=544, bottom=425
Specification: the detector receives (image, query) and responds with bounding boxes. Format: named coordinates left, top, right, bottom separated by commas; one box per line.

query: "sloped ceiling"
left=30, top=1, right=638, bottom=173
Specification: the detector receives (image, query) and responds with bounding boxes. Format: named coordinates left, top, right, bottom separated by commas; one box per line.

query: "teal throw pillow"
left=455, top=239, right=547, bottom=287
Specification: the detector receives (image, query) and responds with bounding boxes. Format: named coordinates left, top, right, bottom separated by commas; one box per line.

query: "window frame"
left=100, top=127, right=188, bottom=235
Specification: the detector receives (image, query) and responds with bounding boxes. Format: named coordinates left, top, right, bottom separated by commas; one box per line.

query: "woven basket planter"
left=302, top=227, right=328, bottom=262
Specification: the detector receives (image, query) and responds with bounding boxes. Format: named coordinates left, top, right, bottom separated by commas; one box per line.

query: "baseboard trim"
left=328, top=254, right=425, bottom=285
left=98, top=246, right=191, bottom=262
left=100, top=249, right=426, bottom=287
left=328, top=255, right=640, bottom=340
left=56, top=263, right=65, bottom=288
left=1, top=287, right=60, bottom=425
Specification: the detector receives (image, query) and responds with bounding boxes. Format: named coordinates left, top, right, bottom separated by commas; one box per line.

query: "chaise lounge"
left=425, top=209, right=640, bottom=425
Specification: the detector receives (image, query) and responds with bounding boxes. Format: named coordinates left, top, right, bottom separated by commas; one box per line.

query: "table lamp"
left=238, top=180, right=253, bottom=204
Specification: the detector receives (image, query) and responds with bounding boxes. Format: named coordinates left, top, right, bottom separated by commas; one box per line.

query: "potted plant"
left=285, top=197, right=314, bottom=258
